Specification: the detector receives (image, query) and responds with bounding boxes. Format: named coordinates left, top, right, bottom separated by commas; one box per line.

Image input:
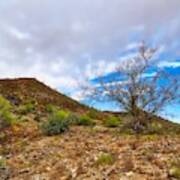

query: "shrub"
left=55, top=110, right=69, bottom=119
left=0, top=156, right=6, bottom=169
left=0, top=96, right=16, bottom=129
left=95, top=153, right=114, bottom=166
left=0, top=96, right=11, bottom=112
left=147, top=122, right=163, bottom=134
left=104, top=116, right=121, bottom=128
left=169, top=160, right=180, bottom=179
left=46, top=104, right=58, bottom=113
left=18, top=100, right=36, bottom=115
left=41, top=110, right=70, bottom=136
left=0, top=132, right=7, bottom=143
left=66, top=113, right=80, bottom=125
left=87, top=109, right=99, bottom=119
left=77, top=115, right=95, bottom=126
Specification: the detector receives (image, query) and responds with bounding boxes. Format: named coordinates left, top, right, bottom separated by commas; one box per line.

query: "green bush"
left=46, top=104, right=58, bottom=113
left=104, top=116, right=121, bottom=128
left=0, top=96, right=16, bottom=129
left=18, top=100, right=36, bottom=115
left=0, top=156, right=6, bottom=168
left=87, top=109, right=99, bottom=119
left=66, top=113, right=80, bottom=125
left=77, top=115, right=95, bottom=126
left=55, top=110, right=69, bottom=119
left=95, top=153, right=114, bottom=166
left=41, top=110, right=70, bottom=136
left=169, top=160, right=180, bottom=179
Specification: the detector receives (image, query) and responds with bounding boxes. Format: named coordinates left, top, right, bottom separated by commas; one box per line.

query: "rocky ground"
left=0, top=124, right=180, bottom=180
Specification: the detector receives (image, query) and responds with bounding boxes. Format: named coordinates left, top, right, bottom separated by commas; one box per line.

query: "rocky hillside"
left=0, top=78, right=87, bottom=112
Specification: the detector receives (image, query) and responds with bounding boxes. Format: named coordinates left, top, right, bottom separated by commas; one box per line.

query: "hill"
left=0, top=78, right=87, bottom=112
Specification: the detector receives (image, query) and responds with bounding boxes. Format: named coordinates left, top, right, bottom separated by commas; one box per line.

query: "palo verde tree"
left=81, top=43, right=179, bottom=132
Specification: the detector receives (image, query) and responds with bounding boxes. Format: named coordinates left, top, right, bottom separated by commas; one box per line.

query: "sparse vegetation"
left=0, top=132, right=7, bottom=142
left=0, top=156, right=6, bottom=169
left=87, top=109, right=99, bottom=119
left=147, top=121, right=163, bottom=134
left=46, top=104, right=58, bottom=113
left=41, top=110, right=70, bottom=135
left=76, top=114, right=96, bottom=126
left=66, top=113, right=80, bottom=125
left=169, top=159, right=180, bottom=179
left=95, top=153, right=114, bottom=166
left=104, top=115, right=121, bottom=128
left=0, top=95, right=16, bottom=129
left=169, top=166, right=180, bottom=179
left=0, top=78, right=179, bottom=179
left=18, top=100, right=36, bottom=115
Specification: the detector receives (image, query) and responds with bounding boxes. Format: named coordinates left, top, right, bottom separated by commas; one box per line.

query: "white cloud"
left=7, top=25, right=31, bottom=40
left=0, top=0, right=179, bottom=96
left=158, top=61, right=180, bottom=68
left=142, top=72, right=157, bottom=78
left=126, top=42, right=141, bottom=50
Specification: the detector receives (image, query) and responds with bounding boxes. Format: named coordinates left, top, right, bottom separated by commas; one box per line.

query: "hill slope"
left=0, top=78, right=179, bottom=131
left=0, top=78, right=87, bottom=112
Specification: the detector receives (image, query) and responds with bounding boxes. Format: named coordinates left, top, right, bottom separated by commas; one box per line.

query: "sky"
left=0, top=0, right=179, bottom=122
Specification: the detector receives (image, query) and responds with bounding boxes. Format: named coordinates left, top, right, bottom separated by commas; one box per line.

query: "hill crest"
left=0, top=77, right=87, bottom=112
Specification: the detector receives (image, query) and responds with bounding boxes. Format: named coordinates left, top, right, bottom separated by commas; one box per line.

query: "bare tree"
left=81, top=43, right=180, bottom=132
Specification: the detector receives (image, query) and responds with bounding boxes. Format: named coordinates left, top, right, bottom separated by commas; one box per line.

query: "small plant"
left=18, top=100, right=36, bottom=115
left=77, top=115, right=95, bottom=126
left=0, top=96, right=16, bottom=129
left=87, top=109, right=99, bottom=119
left=104, top=116, right=121, bottom=128
left=66, top=113, right=80, bottom=125
left=46, top=104, right=58, bottom=113
left=147, top=122, right=163, bottom=134
left=55, top=110, right=69, bottom=119
left=169, top=167, right=180, bottom=179
left=0, top=132, right=7, bottom=143
left=0, top=156, right=6, bottom=169
left=95, top=153, right=114, bottom=166
left=41, top=110, right=70, bottom=136
left=169, top=160, right=180, bottom=179
left=141, top=134, right=158, bottom=141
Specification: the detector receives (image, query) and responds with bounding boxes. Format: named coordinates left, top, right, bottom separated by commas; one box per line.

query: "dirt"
left=1, top=125, right=180, bottom=180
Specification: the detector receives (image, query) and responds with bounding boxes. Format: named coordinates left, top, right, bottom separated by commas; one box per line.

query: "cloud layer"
left=0, top=0, right=180, bottom=94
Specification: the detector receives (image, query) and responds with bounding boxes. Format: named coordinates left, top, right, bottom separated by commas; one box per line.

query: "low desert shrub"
left=169, top=160, right=180, bottom=179
left=18, top=100, right=36, bottom=115
left=66, top=113, right=80, bottom=125
left=0, top=132, right=7, bottom=143
left=87, top=109, right=99, bottom=119
left=0, top=96, right=16, bottom=129
left=104, top=115, right=121, bottom=128
left=55, top=110, right=69, bottom=119
left=77, top=115, right=95, bottom=126
left=95, top=153, right=114, bottom=166
left=46, top=104, right=58, bottom=113
left=147, top=122, right=163, bottom=134
left=0, top=156, right=6, bottom=169
left=41, top=110, right=70, bottom=135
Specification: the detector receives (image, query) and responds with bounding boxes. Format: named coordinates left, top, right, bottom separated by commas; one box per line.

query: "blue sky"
left=0, top=0, right=179, bottom=122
